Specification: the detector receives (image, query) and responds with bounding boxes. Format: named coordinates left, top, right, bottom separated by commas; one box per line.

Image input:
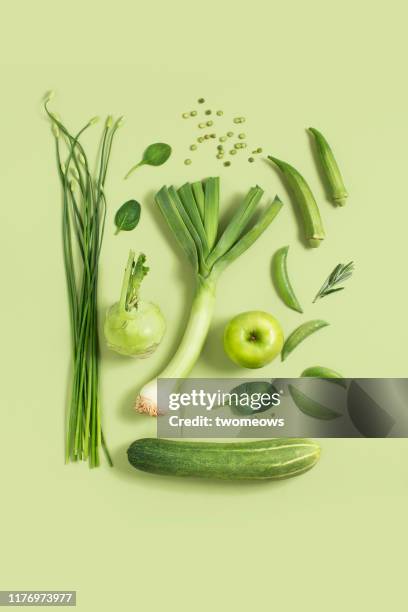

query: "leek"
left=135, top=178, right=284, bottom=416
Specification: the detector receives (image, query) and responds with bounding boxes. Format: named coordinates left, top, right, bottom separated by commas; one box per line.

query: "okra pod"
left=272, top=246, right=303, bottom=313
left=308, top=127, right=348, bottom=207
left=281, top=319, right=329, bottom=361
left=268, top=156, right=325, bottom=248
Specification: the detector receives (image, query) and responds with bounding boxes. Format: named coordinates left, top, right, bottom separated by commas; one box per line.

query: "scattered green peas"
left=233, top=116, right=246, bottom=124
left=210, top=133, right=217, bottom=138
left=206, top=120, right=213, bottom=127
left=248, top=157, right=255, bottom=163
left=204, top=134, right=210, bottom=140
left=198, top=98, right=205, bottom=103
left=184, top=159, right=192, bottom=165
left=216, top=153, right=224, bottom=159
left=230, top=149, right=237, bottom=155
left=190, top=144, right=198, bottom=151
left=197, top=137, right=204, bottom=143
left=227, top=131, right=234, bottom=137
left=224, top=161, right=231, bottom=167
left=217, top=144, right=224, bottom=150
left=182, top=112, right=190, bottom=119
left=205, top=109, right=212, bottom=115
left=238, top=133, right=246, bottom=139
left=219, top=136, right=227, bottom=142
left=198, top=122, right=206, bottom=128
left=234, top=143, right=241, bottom=149
left=216, top=110, right=223, bottom=116
left=257, top=147, right=263, bottom=153
left=190, top=110, right=197, bottom=117
left=241, top=143, right=247, bottom=148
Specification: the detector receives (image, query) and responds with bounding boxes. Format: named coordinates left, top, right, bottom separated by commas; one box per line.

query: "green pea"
left=238, top=133, right=246, bottom=139
left=190, top=111, right=197, bottom=117
left=204, top=134, right=210, bottom=140
left=219, top=136, right=227, bottom=142
left=230, top=149, right=237, bottom=155
left=210, top=133, right=217, bottom=139
left=234, top=143, right=241, bottom=149
left=281, top=320, right=329, bottom=361
left=248, top=157, right=255, bottom=163
left=198, top=98, right=205, bottom=104
left=233, top=117, right=240, bottom=124
left=184, top=158, right=192, bottom=165
left=197, top=137, right=204, bottom=143
left=272, top=246, right=303, bottom=313
left=224, top=161, right=231, bottom=167
left=205, top=109, right=212, bottom=115
left=190, top=144, right=198, bottom=151
left=198, top=122, right=206, bottom=129
left=257, top=147, right=263, bottom=153
left=216, top=110, right=223, bottom=116
left=240, top=143, right=247, bottom=148
left=182, top=112, right=190, bottom=119
left=217, top=144, right=224, bottom=150
left=227, top=131, right=234, bottom=137
left=206, top=120, right=213, bottom=127
left=216, top=153, right=224, bottom=159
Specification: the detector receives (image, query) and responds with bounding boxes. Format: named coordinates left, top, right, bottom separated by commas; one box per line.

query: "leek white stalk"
left=135, top=179, right=284, bottom=416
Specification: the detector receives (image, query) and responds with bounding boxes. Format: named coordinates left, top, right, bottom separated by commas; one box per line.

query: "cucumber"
left=127, top=438, right=320, bottom=480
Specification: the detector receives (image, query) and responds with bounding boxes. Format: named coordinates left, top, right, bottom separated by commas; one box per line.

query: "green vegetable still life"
left=124, top=142, right=172, bottom=179
left=114, top=199, right=141, bottom=234
left=104, top=251, right=166, bottom=357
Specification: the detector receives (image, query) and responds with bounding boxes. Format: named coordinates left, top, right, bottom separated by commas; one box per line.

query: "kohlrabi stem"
left=120, top=250, right=135, bottom=311
left=135, top=275, right=217, bottom=415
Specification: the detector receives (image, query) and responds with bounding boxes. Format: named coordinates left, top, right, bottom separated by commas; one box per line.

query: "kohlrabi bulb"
left=104, top=251, right=166, bottom=358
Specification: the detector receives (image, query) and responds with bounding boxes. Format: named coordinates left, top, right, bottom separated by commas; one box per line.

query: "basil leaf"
left=143, top=143, right=172, bottom=166
left=124, top=143, right=172, bottom=179
left=114, top=200, right=141, bottom=234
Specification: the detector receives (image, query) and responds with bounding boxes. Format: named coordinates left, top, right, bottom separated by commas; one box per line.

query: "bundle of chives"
left=44, top=92, right=123, bottom=467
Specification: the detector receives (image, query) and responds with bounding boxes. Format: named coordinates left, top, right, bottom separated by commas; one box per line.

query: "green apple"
left=224, top=311, right=284, bottom=369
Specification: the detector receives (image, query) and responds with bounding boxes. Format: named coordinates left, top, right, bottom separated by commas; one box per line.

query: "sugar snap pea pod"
left=281, top=319, right=329, bottom=361
left=308, top=128, right=348, bottom=207
left=272, top=246, right=303, bottom=313
left=301, top=366, right=347, bottom=388
left=288, top=385, right=341, bottom=420
left=268, top=156, right=325, bottom=248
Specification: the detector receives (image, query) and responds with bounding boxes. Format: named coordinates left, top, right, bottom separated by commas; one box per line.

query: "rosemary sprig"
left=313, top=261, right=354, bottom=303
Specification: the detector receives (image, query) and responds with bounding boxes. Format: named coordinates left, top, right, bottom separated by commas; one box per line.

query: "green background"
left=1, top=0, right=408, bottom=609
